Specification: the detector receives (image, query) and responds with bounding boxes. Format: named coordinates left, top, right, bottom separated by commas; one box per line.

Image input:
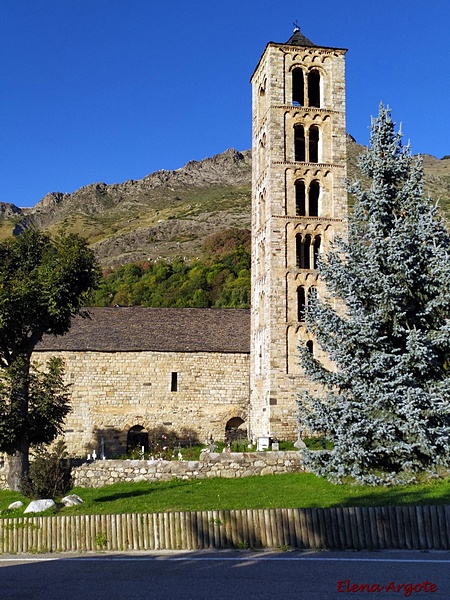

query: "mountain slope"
left=1, top=141, right=449, bottom=266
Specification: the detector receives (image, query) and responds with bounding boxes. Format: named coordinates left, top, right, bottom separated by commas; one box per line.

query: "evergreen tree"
left=298, top=105, right=450, bottom=485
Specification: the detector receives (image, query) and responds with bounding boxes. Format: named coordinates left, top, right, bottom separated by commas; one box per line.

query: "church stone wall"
left=33, top=350, right=250, bottom=458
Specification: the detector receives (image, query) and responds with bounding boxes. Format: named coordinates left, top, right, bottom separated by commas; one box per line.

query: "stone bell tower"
left=249, top=27, right=348, bottom=441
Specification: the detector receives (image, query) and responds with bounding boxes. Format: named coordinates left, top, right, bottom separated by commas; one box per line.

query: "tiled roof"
left=36, top=307, right=250, bottom=354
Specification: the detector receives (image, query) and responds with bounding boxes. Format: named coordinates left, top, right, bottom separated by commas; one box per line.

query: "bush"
left=20, top=441, right=73, bottom=499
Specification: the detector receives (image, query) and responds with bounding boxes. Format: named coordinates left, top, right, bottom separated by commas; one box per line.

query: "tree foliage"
left=298, top=105, right=450, bottom=485
left=88, top=228, right=251, bottom=308
left=20, top=440, right=73, bottom=499
left=0, top=230, right=100, bottom=490
left=0, top=357, right=70, bottom=454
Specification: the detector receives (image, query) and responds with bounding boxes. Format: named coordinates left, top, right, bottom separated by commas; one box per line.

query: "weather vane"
left=293, top=19, right=300, bottom=32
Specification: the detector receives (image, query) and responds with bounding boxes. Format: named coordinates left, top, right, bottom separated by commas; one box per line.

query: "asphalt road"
left=1, top=549, right=449, bottom=600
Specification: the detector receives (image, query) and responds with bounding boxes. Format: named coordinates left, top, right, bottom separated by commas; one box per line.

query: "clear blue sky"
left=1, top=0, right=449, bottom=207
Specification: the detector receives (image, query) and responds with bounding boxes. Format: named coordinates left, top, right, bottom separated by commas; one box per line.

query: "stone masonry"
left=249, top=29, right=348, bottom=441
left=33, top=349, right=249, bottom=457
left=72, top=451, right=305, bottom=488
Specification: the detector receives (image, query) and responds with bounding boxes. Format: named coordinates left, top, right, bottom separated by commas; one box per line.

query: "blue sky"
left=1, top=1, right=449, bottom=208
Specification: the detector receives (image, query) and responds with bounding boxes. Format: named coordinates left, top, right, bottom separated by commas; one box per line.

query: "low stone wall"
left=72, top=451, right=304, bottom=488
left=0, top=469, right=6, bottom=490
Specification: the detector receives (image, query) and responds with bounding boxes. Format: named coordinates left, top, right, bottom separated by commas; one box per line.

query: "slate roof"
left=251, top=29, right=346, bottom=82
left=36, top=307, right=250, bottom=354
left=285, top=29, right=316, bottom=47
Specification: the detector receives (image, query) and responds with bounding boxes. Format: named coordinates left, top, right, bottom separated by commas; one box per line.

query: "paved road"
left=0, top=549, right=449, bottom=600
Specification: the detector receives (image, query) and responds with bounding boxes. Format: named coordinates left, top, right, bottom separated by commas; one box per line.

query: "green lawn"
left=2, top=473, right=450, bottom=518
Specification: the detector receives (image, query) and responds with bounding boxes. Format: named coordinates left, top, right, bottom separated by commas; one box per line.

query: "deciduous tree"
left=0, top=230, right=100, bottom=490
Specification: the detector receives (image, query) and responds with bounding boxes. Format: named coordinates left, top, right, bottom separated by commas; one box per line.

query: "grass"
left=2, top=473, right=450, bottom=519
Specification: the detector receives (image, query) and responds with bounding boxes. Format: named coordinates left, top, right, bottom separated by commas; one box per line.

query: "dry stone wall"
left=73, top=451, right=304, bottom=488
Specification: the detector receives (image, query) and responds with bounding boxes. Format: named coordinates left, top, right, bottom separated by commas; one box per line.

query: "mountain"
left=1, top=140, right=449, bottom=266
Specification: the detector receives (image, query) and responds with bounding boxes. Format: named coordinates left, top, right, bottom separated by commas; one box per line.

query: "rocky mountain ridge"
left=1, top=142, right=449, bottom=267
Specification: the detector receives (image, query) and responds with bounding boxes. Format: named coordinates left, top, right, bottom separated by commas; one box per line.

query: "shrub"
left=20, top=441, right=73, bottom=499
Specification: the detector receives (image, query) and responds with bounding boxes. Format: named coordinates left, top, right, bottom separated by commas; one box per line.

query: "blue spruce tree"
left=298, top=105, right=450, bottom=485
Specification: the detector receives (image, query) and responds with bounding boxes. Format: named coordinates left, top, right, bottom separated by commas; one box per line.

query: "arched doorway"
left=225, top=417, right=247, bottom=444
left=127, top=425, right=149, bottom=454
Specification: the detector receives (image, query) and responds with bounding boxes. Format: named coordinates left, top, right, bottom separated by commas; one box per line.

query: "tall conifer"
left=298, top=105, right=450, bottom=484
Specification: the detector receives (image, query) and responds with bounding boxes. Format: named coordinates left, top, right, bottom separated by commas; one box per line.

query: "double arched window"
left=292, top=68, right=321, bottom=108
left=294, top=124, right=320, bottom=163
left=297, top=286, right=317, bottom=322
left=296, top=234, right=321, bottom=269
left=295, top=180, right=320, bottom=216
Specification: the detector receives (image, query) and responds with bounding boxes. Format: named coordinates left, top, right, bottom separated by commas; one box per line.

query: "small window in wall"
left=308, top=70, right=321, bottom=108
left=292, top=68, right=304, bottom=106
left=171, top=372, right=178, bottom=392
left=297, top=286, right=306, bottom=321
left=306, top=340, right=314, bottom=354
left=294, top=125, right=306, bottom=162
left=309, top=126, right=319, bottom=163
left=295, top=180, right=306, bottom=216
left=309, top=180, right=320, bottom=216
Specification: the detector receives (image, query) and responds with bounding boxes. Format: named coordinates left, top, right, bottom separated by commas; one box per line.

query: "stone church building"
left=34, top=28, right=348, bottom=457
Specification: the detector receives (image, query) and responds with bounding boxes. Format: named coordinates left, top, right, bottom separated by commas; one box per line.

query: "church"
left=34, top=27, right=348, bottom=457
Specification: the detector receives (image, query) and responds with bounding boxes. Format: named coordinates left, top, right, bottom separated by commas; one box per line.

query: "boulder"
left=61, top=494, right=83, bottom=507
left=8, top=501, right=24, bottom=510
left=24, top=499, right=56, bottom=514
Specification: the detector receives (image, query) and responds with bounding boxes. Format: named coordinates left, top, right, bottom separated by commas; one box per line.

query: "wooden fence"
left=1, top=505, right=450, bottom=553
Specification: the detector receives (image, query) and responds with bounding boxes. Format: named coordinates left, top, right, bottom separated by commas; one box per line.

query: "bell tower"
left=249, top=27, right=348, bottom=441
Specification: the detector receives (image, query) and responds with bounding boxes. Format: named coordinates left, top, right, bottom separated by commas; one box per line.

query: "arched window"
left=304, top=235, right=312, bottom=269
left=259, top=78, right=266, bottom=97
left=309, top=126, right=319, bottom=163
left=295, top=180, right=306, bottom=216
left=259, top=292, right=265, bottom=326
left=258, top=133, right=266, bottom=171
left=127, top=425, right=149, bottom=454
left=306, top=340, right=314, bottom=354
left=295, top=233, right=302, bottom=267
left=292, top=68, right=304, bottom=106
left=309, top=180, right=320, bottom=216
left=296, top=235, right=312, bottom=270
left=313, top=236, right=321, bottom=269
left=297, top=286, right=306, bottom=321
left=259, top=191, right=265, bottom=228
left=294, top=125, right=305, bottom=162
left=308, top=70, right=321, bottom=107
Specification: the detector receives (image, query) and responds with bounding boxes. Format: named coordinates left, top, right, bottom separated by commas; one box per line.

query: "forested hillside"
left=87, top=229, right=251, bottom=308
left=1, top=140, right=449, bottom=308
